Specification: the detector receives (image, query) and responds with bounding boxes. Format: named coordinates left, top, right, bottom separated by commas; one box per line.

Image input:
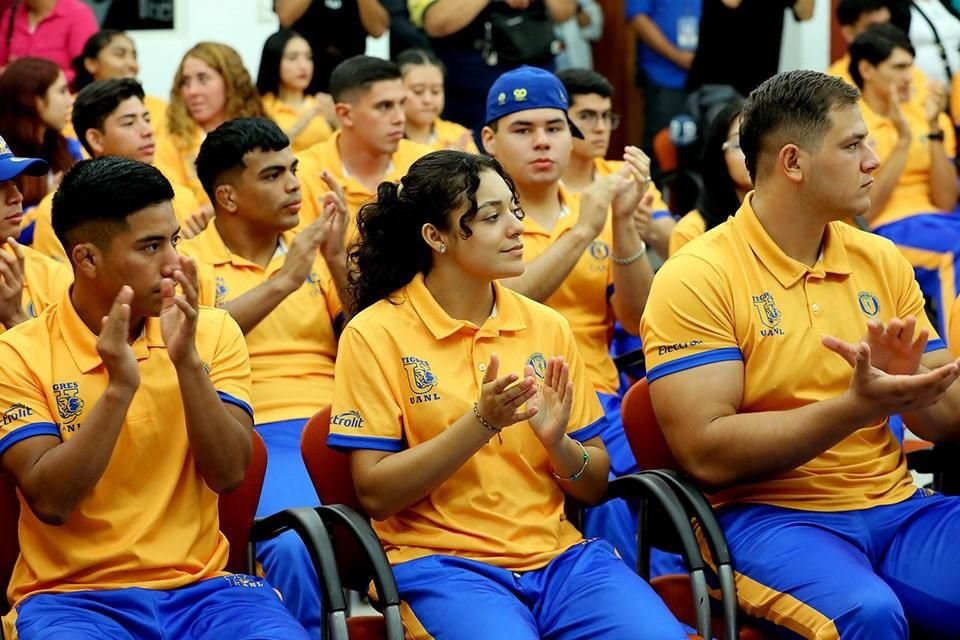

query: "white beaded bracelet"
left=611, top=241, right=647, bottom=266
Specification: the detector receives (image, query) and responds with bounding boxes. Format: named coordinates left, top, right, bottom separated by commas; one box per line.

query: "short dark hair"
left=394, top=48, right=445, bottom=76
left=52, top=157, right=174, bottom=254
left=740, top=70, right=860, bottom=182
left=195, top=117, right=290, bottom=204
left=72, top=78, right=146, bottom=156
left=556, top=68, right=613, bottom=100
left=836, top=0, right=889, bottom=26
left=848, top=23, right=915, bottom=88
left=349, top=150, right=519, bottom=315
left=256, top=28, right=305, bottom=96
left=328, top=55, right=402, bottom=103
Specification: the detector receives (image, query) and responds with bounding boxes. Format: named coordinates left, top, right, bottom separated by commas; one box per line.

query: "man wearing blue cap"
left=482, top=65, right=657, bottom=570
left=0, top=135, right=71, bottom=333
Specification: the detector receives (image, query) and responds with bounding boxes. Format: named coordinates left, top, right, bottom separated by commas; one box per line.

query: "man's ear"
left=214, top=183, right=238, bottom=213
left=778, top=143, right=804, bottom=184
left=481, top=126, right=497, bottom=156
left=71, top=242, right=101, bottom=279
left=335, top=102, right=353, bottom=129
left=85, top=128, right=106, bottom=157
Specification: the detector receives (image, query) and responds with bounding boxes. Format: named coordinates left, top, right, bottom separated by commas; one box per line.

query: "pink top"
left=0, top=0, right=98, bottom=85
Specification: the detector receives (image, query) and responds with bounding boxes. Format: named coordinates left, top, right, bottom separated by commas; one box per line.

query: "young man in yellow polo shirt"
left=643, top=69, right=960, bottom=638
left=185, top=117, right=348, bottom=636
left=481, top=66, right=657, bottom=571
left=0, top=157, right=309, bottom=639
left=296, top=55, right=430, bottom=235
left=23, top=79, right=205, bottom=262
left=849, top=25, right=960, bottom=337
left=556, top=67, right=674, bottom=261
left=0, top=138, right=71, bottom=333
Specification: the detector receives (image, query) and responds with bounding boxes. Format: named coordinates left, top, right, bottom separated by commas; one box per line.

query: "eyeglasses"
left=575, top=110, right=622, bottom=130
left=722, top=137, right=743, bottom=153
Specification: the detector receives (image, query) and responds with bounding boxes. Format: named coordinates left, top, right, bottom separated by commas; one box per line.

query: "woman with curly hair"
left=0, top=57, right=79, bottom=210
left=329, top=149, right=686, bottom=640
left=154, top=42, right=264, bottom=205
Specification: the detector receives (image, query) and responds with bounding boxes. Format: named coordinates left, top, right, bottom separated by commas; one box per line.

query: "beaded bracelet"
left=611, top=240, right=647, bottom=266
left=473, top=403, right=503, bottom=443
left=551, top=438, right=590, bottom=482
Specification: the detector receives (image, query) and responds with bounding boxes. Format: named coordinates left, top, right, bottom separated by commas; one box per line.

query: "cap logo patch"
left=497, top=92, right=507, bottom=105
left=513, top=88, right=528, bottom=102
left=0, top=138, right=10, bottom=156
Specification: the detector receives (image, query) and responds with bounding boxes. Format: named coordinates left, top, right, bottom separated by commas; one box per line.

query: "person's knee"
left=830, top=586, right=908, bottom=639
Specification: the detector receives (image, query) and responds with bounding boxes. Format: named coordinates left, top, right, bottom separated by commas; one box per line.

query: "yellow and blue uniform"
left=860, top=99, right=960, bottom=337
left=0, top=292, right=308, bottom=640
left=295, top=132, right=430, bottom=238
left=641, top=195, right=960, bottom=638
left=21, top=178, right=201, bottom=262
left=261, top=93, right=333, bottom=153
left=521, top=186, right=676, bottom=573
left=668, top=209, right=706, bottom=256
left=181, top=224, right=342, bottom=636
left=329, top=273, right=686, bottom=640
left=1, top=245, right=71, bottom=333
left=153, top=129, right=208, bottom=207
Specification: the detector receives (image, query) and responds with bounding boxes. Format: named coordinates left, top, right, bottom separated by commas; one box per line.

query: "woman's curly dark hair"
left=348, top=150, right=520, bottom=315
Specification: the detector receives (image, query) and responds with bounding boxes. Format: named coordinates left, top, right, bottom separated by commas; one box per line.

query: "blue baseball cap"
left=0, top=135, right=48, bottom=182
left=484, top=66, right=583, bottom=138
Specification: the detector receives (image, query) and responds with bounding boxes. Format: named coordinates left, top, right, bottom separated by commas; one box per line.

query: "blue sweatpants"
left=718, top=490, right=960, bottom=639
left=873, top=212, right=960, bottom=337
left=581, top=392, right=686, bottom=577
left=10, top=575, right=309, bottom=640
left=254, top=419, right=323, bottom=637
left=391, top=539, right=687, bottom=639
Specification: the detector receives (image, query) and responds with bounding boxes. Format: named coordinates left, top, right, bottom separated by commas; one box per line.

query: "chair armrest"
left=607, top=472, right=711, bottom=639
left=251, top=507, right=349, bottom=640
left=317, top=504, right=404, bottom=640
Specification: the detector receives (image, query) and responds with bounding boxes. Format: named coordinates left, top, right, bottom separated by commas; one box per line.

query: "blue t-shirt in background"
left=626, top=0, right=703, bottom=90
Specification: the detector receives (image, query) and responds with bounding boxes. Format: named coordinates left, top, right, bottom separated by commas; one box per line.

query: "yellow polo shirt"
left=521, top=188, right=620, bottom=395
left=860, top=99, right=956, bottom=227
left=423, top=118, right=479, bottom=154
left=669, top=209, right=707, bottom=256
left=154, top=129, right=208, bottom=206
left=296, top=132, right=430, bottom=235
left=24, top=180, right=201, bottom=263
left=641, top=194, right=931, bottom=512
left=329, top=273, right=606, bottom=570
left=262, top=93, right=333, bottom=153
left=0, top=245, right=71, bottom=333
left=0, top=294, right=252, bottom=631
left=180, top=224, right=342, bottom=423
left=828, top=54, right=928, bottom=109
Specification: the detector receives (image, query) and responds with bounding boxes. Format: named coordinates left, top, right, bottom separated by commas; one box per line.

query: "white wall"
left=132, top=0, right=279, bottom=100
left=779, top=0, right=832, bottom=74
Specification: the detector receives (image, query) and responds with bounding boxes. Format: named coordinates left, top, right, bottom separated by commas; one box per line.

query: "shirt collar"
left=732, top=192, right=852, bottom=288
left=57, top=288, right=164, bottom=374
left=191, top=222, right=289, bottom=271
left=404, top=273, right=526, bottom=340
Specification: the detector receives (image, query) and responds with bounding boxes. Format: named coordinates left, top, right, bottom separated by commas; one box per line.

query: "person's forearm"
left=0, top=307, right=28, bottom=331
left=545, top=437, right=609, bottom=504
left=904, top=367, right=960, bottom=441
left=865, top=144, right=910, bottom=222
left=355, top=413, right=493, bottom=520
left=544, top=0, right=577, bottom=22
left=19, top=384, right=134, bottom=524
left=792, top=0, right=815, bottom=21
left=609, top=217, right=653, bottom=335
left=501, top=226, right=594, bottom=301
left=422, top=0, right=489, bottom=37
left=324, top=252, right=353, bottom=320
left=221, top=276, right=298, bottom=335
left=644, top=215, right=674, bottom=261
left=927, top=139, right=958, bottom=210
left=630, top=15, right=689, bottom=66
left=177, top=358, right=252, bottom=493
left=275, top=0, right=312, bottom=26
left=358, top=0, right=390, bottom=37
left=671, top=391, right=875, bottom=488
